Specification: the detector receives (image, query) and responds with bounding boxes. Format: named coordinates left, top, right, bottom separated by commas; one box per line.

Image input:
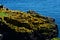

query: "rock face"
left=0, top=5, right=58, bottom=40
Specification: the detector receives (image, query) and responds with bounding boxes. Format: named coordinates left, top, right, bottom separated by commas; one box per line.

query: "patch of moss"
left=51, top=38, right=60, bottom=40
left=0, top=12, right=8, bottom=17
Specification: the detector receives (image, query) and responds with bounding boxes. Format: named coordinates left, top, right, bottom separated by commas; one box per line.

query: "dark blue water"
left=1, top=0, right=60, bottom=37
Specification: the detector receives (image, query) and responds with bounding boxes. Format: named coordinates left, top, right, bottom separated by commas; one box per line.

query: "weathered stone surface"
left=0, top=5, right=58, bottom=40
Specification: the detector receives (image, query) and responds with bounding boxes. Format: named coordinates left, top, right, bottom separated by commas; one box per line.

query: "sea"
left=1, top=0, right=60, bottom=38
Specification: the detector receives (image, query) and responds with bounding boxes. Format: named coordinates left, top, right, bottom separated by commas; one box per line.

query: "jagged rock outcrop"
left=0, top=5, right=58, bottom=40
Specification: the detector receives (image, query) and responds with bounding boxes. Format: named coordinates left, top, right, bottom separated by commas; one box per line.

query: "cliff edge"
left=0, top=5, right=58, bottom=40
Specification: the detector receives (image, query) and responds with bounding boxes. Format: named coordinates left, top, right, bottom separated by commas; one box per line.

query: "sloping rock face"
left=0, top=5, right=58, bottom=40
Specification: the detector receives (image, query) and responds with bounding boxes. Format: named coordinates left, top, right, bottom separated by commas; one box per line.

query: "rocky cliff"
left=0, top=5, right=58, bottom=40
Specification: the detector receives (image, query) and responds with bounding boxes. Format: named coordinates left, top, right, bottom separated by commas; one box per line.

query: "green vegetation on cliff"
left=51, top=38, right=60, bottom=40
left=0, top=12, right=8, bottom=17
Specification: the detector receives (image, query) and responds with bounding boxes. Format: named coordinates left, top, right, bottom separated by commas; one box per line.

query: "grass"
left=51, top=38, right=60, bottom=40
left=0, top=12, right=8, bottom=17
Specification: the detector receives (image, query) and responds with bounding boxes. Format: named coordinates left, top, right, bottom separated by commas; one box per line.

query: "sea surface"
left=1, top=0, right=60, bottom=37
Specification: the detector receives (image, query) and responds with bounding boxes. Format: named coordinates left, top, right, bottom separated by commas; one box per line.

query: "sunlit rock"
left=0, top=5, right=58, bottom=40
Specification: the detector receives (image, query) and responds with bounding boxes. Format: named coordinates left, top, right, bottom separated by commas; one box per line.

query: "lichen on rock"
left=0, top=5, right=58, bottom=40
